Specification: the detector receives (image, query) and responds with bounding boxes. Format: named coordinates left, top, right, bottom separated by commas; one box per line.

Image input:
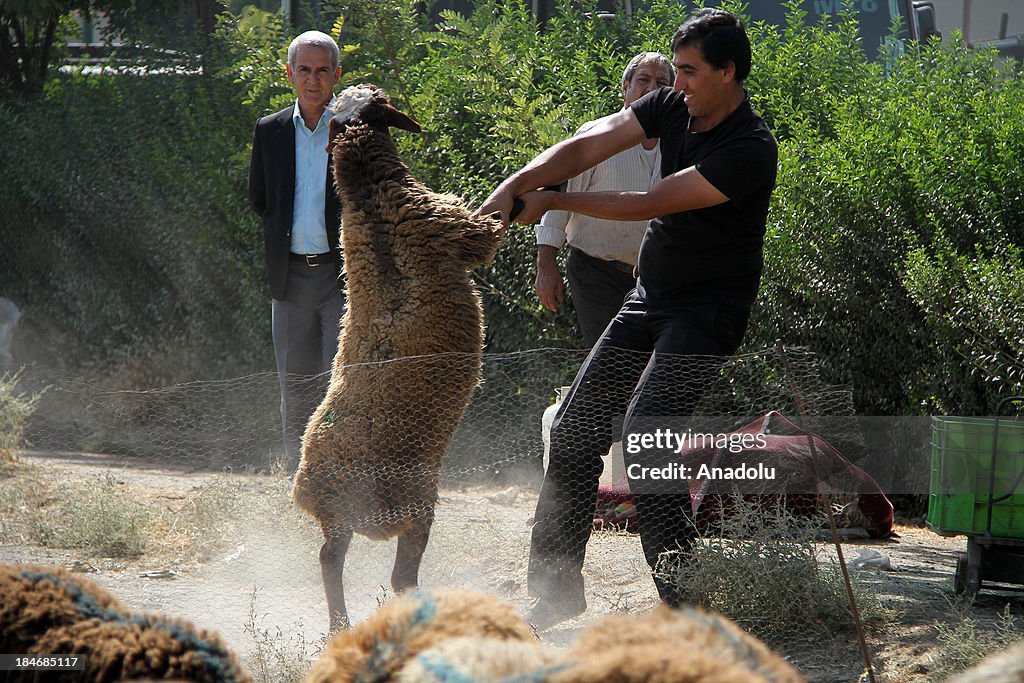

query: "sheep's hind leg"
left=320, top=524, right=353, bottom=632
left=391, top=510, right=434, bottom=593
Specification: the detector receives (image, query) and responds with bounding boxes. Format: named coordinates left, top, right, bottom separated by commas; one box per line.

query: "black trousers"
left=271, top=259, right=344, bottom=471
left=528, top=290, right=750, bottom=607
left=566, top=248, right=638, bottom=348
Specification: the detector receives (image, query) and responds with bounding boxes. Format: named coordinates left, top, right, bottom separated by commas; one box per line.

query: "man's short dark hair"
left=670, top=8, right=751, bottom=82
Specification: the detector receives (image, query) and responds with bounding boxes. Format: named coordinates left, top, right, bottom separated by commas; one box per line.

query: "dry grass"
left=56, top=473, right=152, bottom=556
left=243, top=587, right=325, bottom=683
left=146, top=477, right=245, bottom=564
left=660, top=497, right=888, bottom=643
left=0, top=461, right=241, bottom=564
left=6, top=456, right=1024, bottom=683
left=932, top=602, right=1024, bottom=680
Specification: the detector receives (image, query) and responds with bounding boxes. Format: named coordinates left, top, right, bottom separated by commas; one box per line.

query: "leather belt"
left=611, top=260, right=636, bottom=274
left=572, top=247, right=635, bottom=274
left=289, top=252, right=336, bottom=267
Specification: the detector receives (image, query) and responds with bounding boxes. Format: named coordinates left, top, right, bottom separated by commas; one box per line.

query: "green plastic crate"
left=927, top=415, right=1024, bottom=538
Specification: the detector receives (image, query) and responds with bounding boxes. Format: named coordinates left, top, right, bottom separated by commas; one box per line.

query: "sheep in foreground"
left=307, top=589, right=807, bottom=683
left=0, top=563, right=251, bottom=682
left=291, top=83, right=505, bottom=631
left=305, top=589, right=536, bottom=682
left=553, top=605, right=806, bottom=683
left=397, top=637, right=568, bottom=683
left=950, top=640, right=1024, bottom=682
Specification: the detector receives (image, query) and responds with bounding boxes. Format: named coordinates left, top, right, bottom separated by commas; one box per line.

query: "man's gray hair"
left=287, top=30, right=340, bottom=71
left=622, top=51, right=673, bottom=85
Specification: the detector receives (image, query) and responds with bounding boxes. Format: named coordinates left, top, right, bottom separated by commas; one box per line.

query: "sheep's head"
left=327, top=84, right=421, bottom=152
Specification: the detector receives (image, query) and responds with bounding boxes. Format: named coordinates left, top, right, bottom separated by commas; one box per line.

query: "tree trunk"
left=0, top=13, right=56, bottom=96
left=194, top=0, right=223, bottom=76
left=196, top=0, right=220, bottom=36
left=0, top=15, right=26, bottom=93
left=36, top=19, right=59, bottom=92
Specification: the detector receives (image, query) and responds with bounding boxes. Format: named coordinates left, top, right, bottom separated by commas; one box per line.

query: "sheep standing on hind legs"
left=292, top=84, right=505, bottom=632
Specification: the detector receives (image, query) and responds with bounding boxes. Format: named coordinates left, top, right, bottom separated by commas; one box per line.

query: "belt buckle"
left=305, top=254, right=319, bottom=267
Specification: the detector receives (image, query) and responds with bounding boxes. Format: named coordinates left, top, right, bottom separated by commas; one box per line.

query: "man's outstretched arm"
left=479, top=108, right=647, bottom=227
left=513, top=165, right=729, bottom=225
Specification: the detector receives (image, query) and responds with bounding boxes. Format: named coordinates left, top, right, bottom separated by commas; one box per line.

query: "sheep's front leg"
left=320, top=525, right=353, bottom=632
left=391, top=511, right=434, bottom=593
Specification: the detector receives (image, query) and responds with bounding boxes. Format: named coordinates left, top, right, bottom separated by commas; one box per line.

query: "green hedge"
left=742, top=10, right=1024, bottom=413
left=0, top=71, right=267, bottom=384
left=325, top=0, right=1024, bottom=413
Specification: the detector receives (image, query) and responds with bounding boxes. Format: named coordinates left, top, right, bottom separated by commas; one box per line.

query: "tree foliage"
left=744, top=14, right=1024, bottom=413
left=0, top=0, right=85, bottom=94
left=0, top=69, right=262, bottom=383
left=0, top=0, right=223, bottom=96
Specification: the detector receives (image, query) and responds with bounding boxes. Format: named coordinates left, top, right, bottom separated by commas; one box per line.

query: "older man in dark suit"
left=249, top=30, right=344, bottom=472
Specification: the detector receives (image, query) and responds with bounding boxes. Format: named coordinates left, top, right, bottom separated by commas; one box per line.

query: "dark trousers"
left=528, top=291, right=750, bottom=607
left=566, top=248, right=638, bottom=348
left=271, top=259, right=344, bottom=471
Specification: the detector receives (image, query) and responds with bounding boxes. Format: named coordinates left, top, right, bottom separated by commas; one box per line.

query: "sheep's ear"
left=326, top=116, right=345, bottom=154
left=384, top=104, right=421, bottom=133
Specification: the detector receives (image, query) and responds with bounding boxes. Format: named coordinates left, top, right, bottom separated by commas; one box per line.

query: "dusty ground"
left=2, top=449, right=1023, bottom=683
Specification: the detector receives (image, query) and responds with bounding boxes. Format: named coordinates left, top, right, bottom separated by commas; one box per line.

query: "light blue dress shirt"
left=290, top=96, right=336, bottom=255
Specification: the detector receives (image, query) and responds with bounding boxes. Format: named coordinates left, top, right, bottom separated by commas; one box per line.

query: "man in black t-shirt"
left=480, top=8, right=778, bottom=629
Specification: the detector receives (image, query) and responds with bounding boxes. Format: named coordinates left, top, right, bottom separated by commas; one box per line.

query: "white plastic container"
left=540, top=386, right=569, bottom=473
left=0, top=297, right=20, bottom=366
left=541, top=386, right=623, bottom=486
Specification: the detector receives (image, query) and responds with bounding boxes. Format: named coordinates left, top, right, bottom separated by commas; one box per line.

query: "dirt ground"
left=2, top=449, right=1023, bottom=683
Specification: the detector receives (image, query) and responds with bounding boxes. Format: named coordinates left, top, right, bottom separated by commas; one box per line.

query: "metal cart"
left=927, top=397, right=1024, bottom=598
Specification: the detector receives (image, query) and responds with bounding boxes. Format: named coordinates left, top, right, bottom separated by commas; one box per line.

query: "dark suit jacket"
left=248, top=104, right=342, bottom=300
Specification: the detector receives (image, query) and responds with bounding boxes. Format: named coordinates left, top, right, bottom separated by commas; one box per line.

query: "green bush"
left=0, top=370, right=44, bottom=457
left=746, top=25, right=1024, bottom=413
left=264, top=0, right=1024, bottom=409
left=0, top=69, right=268, bottom=384
left=21, top=473, right=153, bottom=557
left=903, top=243, right=1024, bottom=413
left=62, top=473, right=152, bottom=556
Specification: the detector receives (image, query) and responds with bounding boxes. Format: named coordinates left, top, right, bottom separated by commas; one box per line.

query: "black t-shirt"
left=630, top=87, right=777, bottom=307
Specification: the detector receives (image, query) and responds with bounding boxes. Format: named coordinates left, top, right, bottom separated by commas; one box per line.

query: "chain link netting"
left=2, top=345, right=893, bottom=670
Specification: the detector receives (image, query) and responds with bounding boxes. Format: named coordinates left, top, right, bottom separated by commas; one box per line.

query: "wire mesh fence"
left=13, top=349, right=591, bottom=478
left=0, top=345, right=918, bottom=677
